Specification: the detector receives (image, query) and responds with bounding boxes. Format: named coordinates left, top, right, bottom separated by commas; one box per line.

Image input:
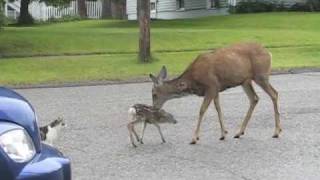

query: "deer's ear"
left=149, top=74, right=158, bottom=84
left=158, top=66, right=167, bottom=81
left=177, top=81, right=188, bottom=91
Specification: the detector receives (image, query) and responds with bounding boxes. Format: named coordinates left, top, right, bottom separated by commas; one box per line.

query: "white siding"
left=127, top=0, right=137, bottom=14
left=185, top=0, right=206, bottom=10
left=157, top=0, right=176, bottom=12
left=157, top=7, right=229, bottom=19
left=126, top=0, right=230, bottom=20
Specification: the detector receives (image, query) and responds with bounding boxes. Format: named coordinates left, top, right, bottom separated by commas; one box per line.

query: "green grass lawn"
left=0, top=12, right=320, bottom=86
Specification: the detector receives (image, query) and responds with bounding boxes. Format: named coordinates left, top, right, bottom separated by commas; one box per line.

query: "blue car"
left=0, top=87, right=71, bottom=180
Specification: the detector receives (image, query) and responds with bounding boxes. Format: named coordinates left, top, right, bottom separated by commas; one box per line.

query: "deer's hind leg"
left=127, top=119, right=142, bottom=147
left=128, top=122, right=137, bottom=147
left=255, top=76, right=282, bottom=138
left=234, top=80, right=259, bottom=138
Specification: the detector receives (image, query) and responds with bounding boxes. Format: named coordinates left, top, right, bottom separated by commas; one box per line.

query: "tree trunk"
left=111, top=0, right=126, bottom=19
left=138, top=0, right=151, bottom=62
left=102, top=0, right=112, bottom=18
left=18, top=0, right=34, bottom=25
left=77, top=0, right=87, bottom=18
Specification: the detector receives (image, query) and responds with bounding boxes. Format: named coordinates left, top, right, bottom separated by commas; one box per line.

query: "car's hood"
left=0, top=87, right=41, bottom=151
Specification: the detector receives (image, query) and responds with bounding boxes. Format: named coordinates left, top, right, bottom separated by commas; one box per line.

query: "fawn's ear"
left=158, top=66, right=167, bottom=81
left=177, top=81, right=188, bottom=91
left=149, top=74, right=158, bottom=85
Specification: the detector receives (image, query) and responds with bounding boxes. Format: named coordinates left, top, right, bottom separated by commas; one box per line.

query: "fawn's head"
left=159, top=109, right=178, bottom=124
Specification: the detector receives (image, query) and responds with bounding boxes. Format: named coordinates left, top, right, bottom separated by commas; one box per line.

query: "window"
left=207, top=0, right=220, bottom=9
left=151, top=2, right=156, bottom=11
left=176, top=0, right=185, bottom=10
left=208, top=0, right=215, bottom=9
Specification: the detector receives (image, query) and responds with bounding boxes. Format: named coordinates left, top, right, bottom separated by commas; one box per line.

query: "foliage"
left=0, top=0, right=5, bottom=28
left=230, top=1, right=286, bottom=13
left=0, top=10, right=5, bottom=28
left=40, top=0, right=72, bottom=7
left=231, top=0, right=320, bottom=13
left=47, top=14, right=81, bottom=23
left=290, top=0, right=320, bottom=12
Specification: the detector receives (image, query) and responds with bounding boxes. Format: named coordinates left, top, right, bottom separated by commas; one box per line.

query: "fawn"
left=127, top=104, right=177, bottom=147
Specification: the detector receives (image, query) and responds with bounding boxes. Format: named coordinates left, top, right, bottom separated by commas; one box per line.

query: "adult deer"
left=149, top=42, right=282, bottom=144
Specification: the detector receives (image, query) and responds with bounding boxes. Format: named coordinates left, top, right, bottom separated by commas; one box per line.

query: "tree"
left=18, top=0, right=34, bottom=25
left=17, top=0, right=71, bottom=25
left=0, top=0, right=5, bottom=28
left=111, top=0, right=126, bottom=19
left=102, top=0, right=126, bottom=19
left=77, top=0, right=87, bottom=18
left=102, top=0, right=112, bottom=18
left=138, top=0, right=151, bottom=62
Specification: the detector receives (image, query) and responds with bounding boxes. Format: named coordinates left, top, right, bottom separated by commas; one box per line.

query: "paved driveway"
left=17, top=72, right=320, bottom=180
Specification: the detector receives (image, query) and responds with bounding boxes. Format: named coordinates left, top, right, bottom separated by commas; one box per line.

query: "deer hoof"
left=272, top=134, right=279, bottom=138
left=190, top=140, right=197, bottom=145
left=139, top=140, right=144, bottom=144
left=219, top=136, right=225, bottom=141
left=132, top=144, right=137, bottom=148
left=234, top=135, right=240, bottom=138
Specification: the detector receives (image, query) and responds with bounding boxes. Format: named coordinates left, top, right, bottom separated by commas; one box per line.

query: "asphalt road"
left=17, top=72, right=320, bottom=180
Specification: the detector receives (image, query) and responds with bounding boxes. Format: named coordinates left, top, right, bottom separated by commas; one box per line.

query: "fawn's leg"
left=234, top=81, right=259, bottom=138
left=152, top=122, right=166, bottom=143
left=140, top=121, right=147, bottom=144
left=127, top=122, right=137, bottom=147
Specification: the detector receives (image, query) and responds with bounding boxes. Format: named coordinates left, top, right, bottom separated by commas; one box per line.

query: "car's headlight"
left=0, top=129, right=36, bottom=163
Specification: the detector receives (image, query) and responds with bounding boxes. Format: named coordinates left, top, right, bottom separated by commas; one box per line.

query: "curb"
left=8, top=67, right=320, bottom=90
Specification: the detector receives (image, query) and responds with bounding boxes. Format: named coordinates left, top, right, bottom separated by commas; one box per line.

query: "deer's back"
left=188, top=43, right=271, bottom=91
left=131, top=104, right=163, bottom=123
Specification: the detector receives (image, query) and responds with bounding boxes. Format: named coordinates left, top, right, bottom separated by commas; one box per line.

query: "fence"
left=28, top=0, right=102, bottom=21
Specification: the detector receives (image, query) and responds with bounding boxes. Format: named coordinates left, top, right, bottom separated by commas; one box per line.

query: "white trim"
left=176, top=8, right=185, bottom=11
left=4, top=1, right=8, bottom=17
left=207, top=0, right=215, bottom=9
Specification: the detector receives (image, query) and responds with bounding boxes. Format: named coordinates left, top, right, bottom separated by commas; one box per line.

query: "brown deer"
left=149, top=42, right=282, bottom=144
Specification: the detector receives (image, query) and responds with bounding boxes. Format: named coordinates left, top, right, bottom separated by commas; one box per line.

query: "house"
left=126, top=0, right=307, bottom=20
left=127, top=0, right=232, bottom=20
left=3, top=0, right=100, bottom=21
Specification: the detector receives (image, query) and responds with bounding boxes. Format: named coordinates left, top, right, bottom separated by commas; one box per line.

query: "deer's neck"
left=167, top=73, right=206, bottom=97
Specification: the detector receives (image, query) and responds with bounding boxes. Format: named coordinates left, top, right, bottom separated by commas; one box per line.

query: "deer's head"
left=150, top=66, right=189, bottom=109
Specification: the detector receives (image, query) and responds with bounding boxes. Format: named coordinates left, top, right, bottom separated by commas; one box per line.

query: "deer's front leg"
left=213, top=94, right=228, bottom=140
left=190, top=93, right=213, bottom=144
left=152, top=122, right=166, bottom=143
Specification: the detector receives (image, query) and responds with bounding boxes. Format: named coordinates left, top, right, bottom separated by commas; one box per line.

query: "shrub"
left=290, top=0, right=320, bottom=11
left=0, top=9, right=6, bottom=29
left=230, top=1, right=278, bottom=14
left=46, top=14, right=82, bottom=23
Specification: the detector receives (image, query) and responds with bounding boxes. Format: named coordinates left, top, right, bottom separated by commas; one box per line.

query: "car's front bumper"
left=17, top=143, right=71, bottom=180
